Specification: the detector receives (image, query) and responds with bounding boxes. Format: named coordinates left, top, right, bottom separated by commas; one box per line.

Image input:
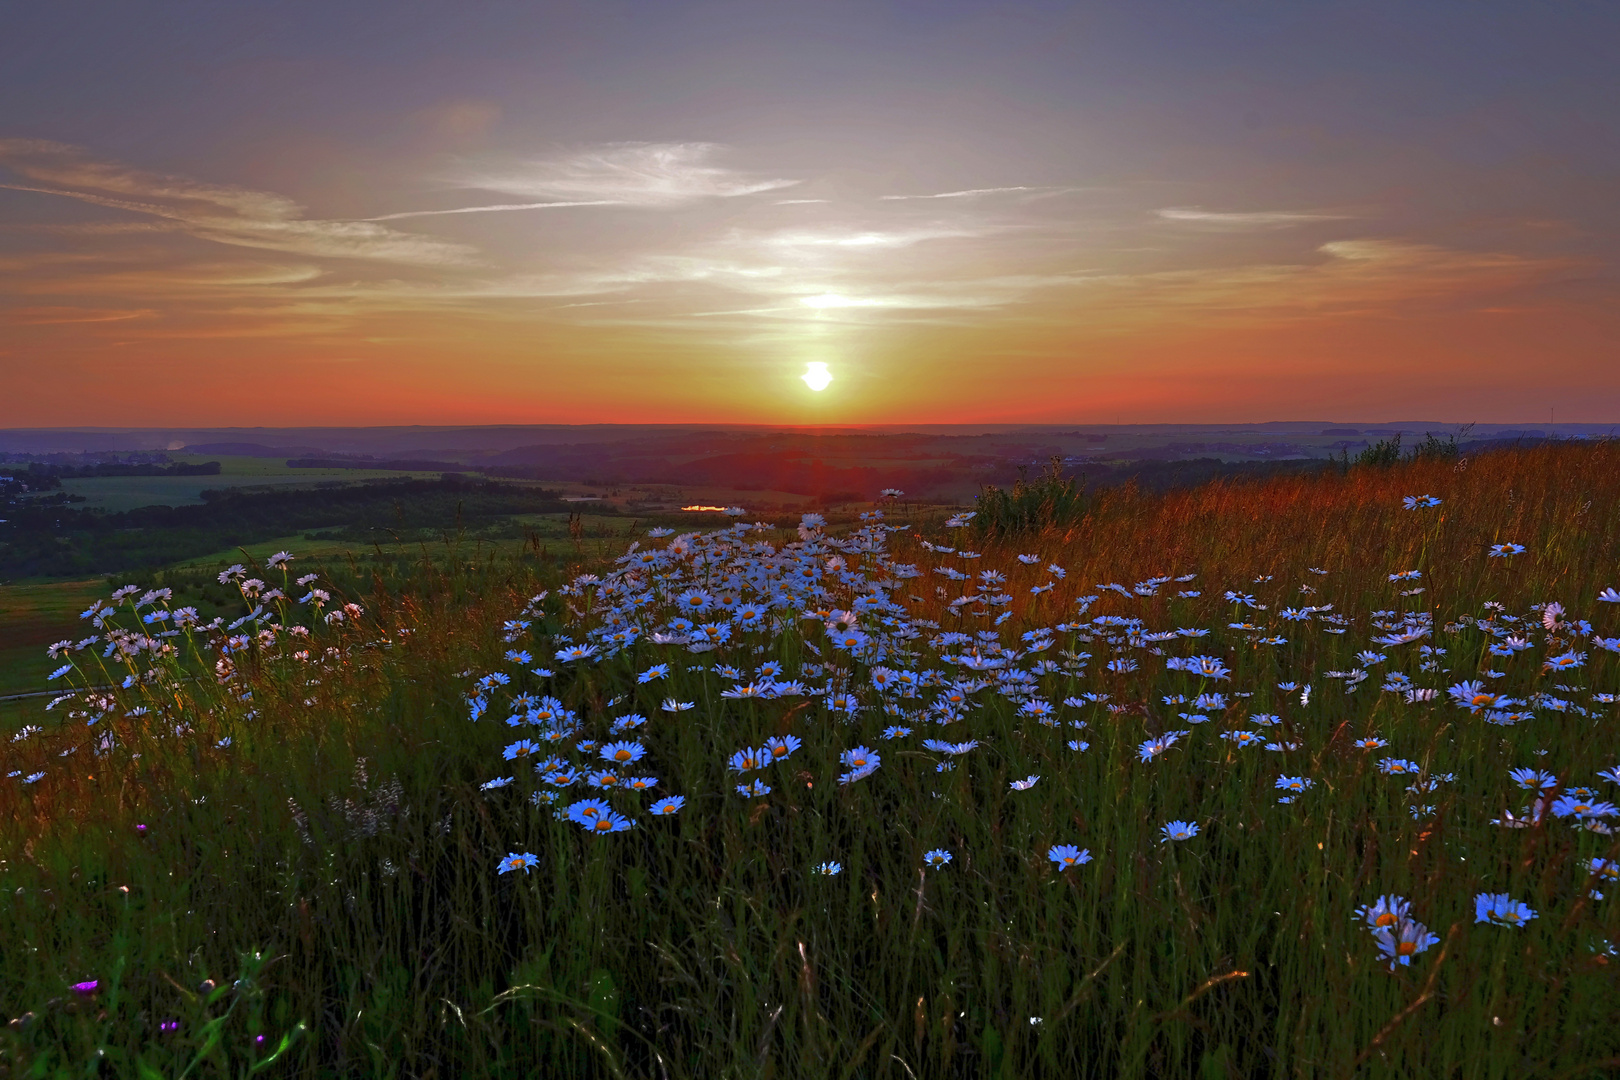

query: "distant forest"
left=0, top=476, right=575, bottom=580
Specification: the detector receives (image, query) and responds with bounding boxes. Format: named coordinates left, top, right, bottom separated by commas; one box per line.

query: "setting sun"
left=801, top=362, right=832, bottom=391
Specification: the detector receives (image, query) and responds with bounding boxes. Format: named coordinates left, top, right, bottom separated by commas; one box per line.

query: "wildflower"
left=1508, top=767, right=1559, bottom=792
left=923, top=739, right=980, bottom=756
left=1552, top=795, right=1619, bottom=819
left=70, top=981, right=98, bottom=997
left=1447, top=680, right=1513, bottom=712
left=1354, top=895, right=1413, bottom=930
left=540, top=766, right=580, bottom=787
left=661, top=698, right=696, bottom=713
left=841, top=746, right=878, bottom=771
left=480, top=776, right=514, bottom=791
left=555, top=644, right=599, bottom=663
left=565, top=799, right=613, bottom=826
left=1545, top=651, right=1586, bottom=672
left=1354, top=736, right=1389, bottom=750
left=586, top=810, right=634, bottom=834
left=1378, top=758, right=1420, bottom=776
left=647, top=795, right=684, bottom=816
left=924, top=849, right=953, bottom=869
left=1475, top=893, right=1537, bottom=927
left=764, top=734, right=803, bottom=761
left=1275, top=775, right=1313, bottom=793
left=1048, top=844, right=1092, bottom=870
left=600, top=741, right=646, bottom=765
left=1589, top=858, right=1619, bottom=895
left=498, top=852, right=539, bottom=875
left=1599, top=588, right=1620, bottom=603
left=1373, top=919, right=1441, bottom=969
left=1139, top=731, right=1189, bottom=763
left=1105, top=658, right=1139, bottom=674
left=1161, top=820, right=1199, bottom=842
left=1402, top=495, right=1441, bottom=509
left=1010, top=775, right=1040, bottom=791
left=813, top=861, right=843, bottom=876
left=729, top=748, right=766, bottom=772
left=1222, top=730, right=1263, bottom=749
left=1488, top=543, right=1525, bottom=557
left=503, top=739, right=541, bottom=762
left=736, top=779, right=772, bottom=798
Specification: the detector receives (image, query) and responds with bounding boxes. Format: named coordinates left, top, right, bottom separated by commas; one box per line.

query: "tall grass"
left=3, top=441, right=1620, bottom=1078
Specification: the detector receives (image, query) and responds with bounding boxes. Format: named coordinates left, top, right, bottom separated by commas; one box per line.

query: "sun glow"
left=801, top=362, right=832, bottom=391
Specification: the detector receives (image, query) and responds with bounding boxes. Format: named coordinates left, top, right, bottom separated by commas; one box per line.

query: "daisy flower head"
left=585, top=810, right=634, bottom=834
left=1275, top=775, right=1313, bottom=793
left=923, top=849, right=953, bottom=869
left=1488, top=543, right=1526, bottom=557
left=764, top=734, right=803, bottom=761
left=1402, top=495, right=1441, bottom=510
left=503, top=739, right=541, bottom=762
left=1138, top=731, right=1189, bottom=763
left=626, top=776, right=658, bottom=791
left=565, top=798, right=613, bottom=827
left=1509, top=767, right=1559, bottom=792
left=1010, top=775, right=1041, bottom=791
left=1475, top=892, right=1536, bottom=927
left=736, top=779, right=772, bottom=798
left=1354, top=894, right=1412, bottom=930
left=650, top=795, right=685, bottom=815
left=1598, top=588, right=1620, bottom=603
left=1373, top=918, right=1440, bottom=969
left=813, top=861, right=843, bottom=876
left=841, top=745, right=878, bottom=771
left=637, top=663, right=670, bottom=683
left=1161, top=820, right=1199, bottom=842
left=729, top=747, right=766, bottom=772
left=1354, top=736, right=1389, bottom=750
left=600, top=741, right=646, bottom=765
left=1048, top=844, right=1092, bottom=870
left=498, top=852, right=539, bottom=875
left=1378, top=758, right=1420, bottom=776
left=1589, top=859, right=1620, bottom=899
left=1552, top=795, right=1619, bottom=820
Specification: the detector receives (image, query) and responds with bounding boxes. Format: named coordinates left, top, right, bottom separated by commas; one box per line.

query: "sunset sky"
left=3, top=1, right=1617, bottom=426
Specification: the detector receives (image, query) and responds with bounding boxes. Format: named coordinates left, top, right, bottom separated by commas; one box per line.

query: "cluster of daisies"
left=19, top=554, right=374, bottom=787
left=422, top=503, right=1617, bottom=974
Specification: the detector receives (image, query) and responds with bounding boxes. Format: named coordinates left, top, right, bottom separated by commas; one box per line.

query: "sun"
left=801, top=362, right=832, bottom=391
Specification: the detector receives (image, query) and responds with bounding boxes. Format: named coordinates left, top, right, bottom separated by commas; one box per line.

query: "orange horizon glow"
left=4, top=7, right=1618, bottom=427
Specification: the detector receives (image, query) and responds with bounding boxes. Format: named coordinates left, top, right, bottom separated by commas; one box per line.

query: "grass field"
left=3, top=443, right=1619, bottom=1077
left=57, top=457, right=469, bottom=512
left=0, top=580, right=108, bottom=697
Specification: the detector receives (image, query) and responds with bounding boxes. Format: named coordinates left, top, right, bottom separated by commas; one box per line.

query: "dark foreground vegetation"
left=3, top=442, right=1619, bottom=1077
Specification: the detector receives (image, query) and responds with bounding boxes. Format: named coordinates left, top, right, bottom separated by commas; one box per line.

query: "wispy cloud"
left=0, top=139, right=478, bottom=266
left=366, top=200, right=619, bottom=221
left=879, top=185, right=1060, bottom=201
left=445, top=142, right=799, bottom=208
left=1155, top=207, right=1354, bottom=228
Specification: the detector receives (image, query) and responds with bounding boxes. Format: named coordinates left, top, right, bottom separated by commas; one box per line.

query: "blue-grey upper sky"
left=3, top=1, right=1616, bottom=424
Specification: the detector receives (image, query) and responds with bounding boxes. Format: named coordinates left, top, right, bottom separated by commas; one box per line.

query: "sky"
left=2, top=0, right=1617, bottom=427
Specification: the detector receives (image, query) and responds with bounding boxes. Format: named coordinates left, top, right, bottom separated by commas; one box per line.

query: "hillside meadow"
left=3, top=441, right=1619, bottom=1078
